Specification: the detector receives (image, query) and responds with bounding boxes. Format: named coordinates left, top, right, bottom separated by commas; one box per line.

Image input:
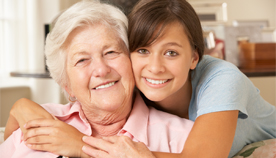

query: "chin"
left=144, top=92, right=165, bottom=102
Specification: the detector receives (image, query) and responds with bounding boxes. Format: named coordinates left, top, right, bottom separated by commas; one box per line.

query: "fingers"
left=82, top=145, right=111, bottom=158
left=102, top=135, right=119, bottom=143
left=24, top=118, right=57, bottom=129
left=51, top=114, right=58, bottom=120
left=82, top=136, right=113, bottom=150
left=23, top=126, right=56, bottom=141
left=25, top=140, right=62, bottom=155
left=25, top=143, right=52, bottom=152
left=25, top=135, right=53, bottom=145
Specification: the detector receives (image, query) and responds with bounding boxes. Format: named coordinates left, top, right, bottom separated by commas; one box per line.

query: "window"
left=0, top=0, right=23, bottom=74
left=0, top=0, right=46, bottom=76
left=0, top=0, right=9, bottom=73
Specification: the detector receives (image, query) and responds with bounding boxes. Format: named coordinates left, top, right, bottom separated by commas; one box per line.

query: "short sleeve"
left=196, top=69, right=249, bottom=119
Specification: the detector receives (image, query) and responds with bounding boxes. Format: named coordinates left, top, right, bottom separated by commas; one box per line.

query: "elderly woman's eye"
left=137, top=49, right=149, bottom=54
left=106, top=51, right=115, bottom=55
left=165, top=51, right=178, bottom=57
left=104, top=51, right=120, bottom=59
left=105, top=51, right=120, bottom=56
left=75, top=58, right=87, bottom=65
left=78, top=59, right=86, bottom=63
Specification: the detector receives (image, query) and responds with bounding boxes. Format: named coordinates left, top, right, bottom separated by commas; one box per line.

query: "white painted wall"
left=188, top=0, right=276, bottom=27
left=29, top=0, right=62, bottom=104
left=249, top=76, right=276, bottom=106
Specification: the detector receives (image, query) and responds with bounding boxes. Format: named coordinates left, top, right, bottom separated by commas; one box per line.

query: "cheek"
left=169, top=60, right=189, bottom=78
left=68, top=68, right=90, bottom=89
left=130, top=56, right=142, bottom=76
left=112, top=56, right=134, bottom=81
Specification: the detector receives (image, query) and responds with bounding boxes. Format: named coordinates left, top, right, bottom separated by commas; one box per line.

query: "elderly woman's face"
left=64, top=25, right=135, bottom=113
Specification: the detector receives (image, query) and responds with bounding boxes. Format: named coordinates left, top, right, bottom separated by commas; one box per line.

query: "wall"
left=249, top=76, right=276, bottom=106
left=188, top=0, right=275, bottom=27
left=59, top=0, right=81, bottom=11
left=0, top=87, right=31, bottom=126
left=29, top=0, right=62, bottom=104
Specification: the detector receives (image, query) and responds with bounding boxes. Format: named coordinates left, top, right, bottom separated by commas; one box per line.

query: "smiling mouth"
left=94, top=81, right=116, bottom=90
left=145, top=78, right=169, bottom=85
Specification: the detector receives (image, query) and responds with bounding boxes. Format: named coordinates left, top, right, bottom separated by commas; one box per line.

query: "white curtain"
left=0, top=0, right=62, bottom=105
left=0, top=0, right=45, bottom=76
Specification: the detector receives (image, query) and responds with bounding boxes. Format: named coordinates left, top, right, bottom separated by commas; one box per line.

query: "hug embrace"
left=1, top=0, right=275, bottom=158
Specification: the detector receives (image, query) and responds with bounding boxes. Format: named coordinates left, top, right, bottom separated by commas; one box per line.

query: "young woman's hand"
left=82, top=135, right=156, bottom=158
left=23, top=118, right=90, bottom=158
left=4, top=98, right=54, bottom=140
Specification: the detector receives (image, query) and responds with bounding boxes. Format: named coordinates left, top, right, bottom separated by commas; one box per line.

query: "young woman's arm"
left=154, top=110, right=239, bottom=158
left=23, top=118, right=90, bottom=157
left=4, top=98, right=54, bottom=140
left=4, top=98, right=90, bottom=157
left=81, top=110, right=238, bottom=158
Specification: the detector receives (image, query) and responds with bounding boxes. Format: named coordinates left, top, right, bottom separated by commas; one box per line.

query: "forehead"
left=151, top=21, right=187, bottom=42
left=66, top=25, right=118, bottom=47
left=64, top=24, right=128, bottom=59
left=144, top=21, right=185, bottom=45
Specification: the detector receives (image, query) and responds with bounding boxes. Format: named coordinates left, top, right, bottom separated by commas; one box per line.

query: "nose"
left=92, top=58, right=111, bottom=77
left=147, top=54, right=165, bottom=74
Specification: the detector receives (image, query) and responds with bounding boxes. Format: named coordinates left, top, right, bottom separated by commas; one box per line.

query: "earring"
left=68, top=96, right=77, bottom=103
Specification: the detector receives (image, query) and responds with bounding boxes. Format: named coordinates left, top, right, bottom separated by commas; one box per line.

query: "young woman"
left=81, top=0, right=275, bottom=157
left=5, top=0, right=276, bottom=157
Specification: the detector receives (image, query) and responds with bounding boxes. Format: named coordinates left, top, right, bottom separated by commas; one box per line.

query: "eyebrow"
left=164, top=42, right=183, bottom=48
left=71, top=51, right=89, bottom=59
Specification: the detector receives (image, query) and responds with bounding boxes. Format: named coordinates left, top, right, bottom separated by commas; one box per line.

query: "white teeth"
left=95, top=82, right=115, bottom=90
left=146, top=78, right=168, bottom=85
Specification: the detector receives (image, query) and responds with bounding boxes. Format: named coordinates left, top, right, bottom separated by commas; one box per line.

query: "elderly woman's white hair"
left=45, top=0, right=128, bottom=100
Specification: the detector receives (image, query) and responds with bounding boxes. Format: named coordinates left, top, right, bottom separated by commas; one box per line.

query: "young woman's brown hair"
left=128, top=0, right=204, bottom=62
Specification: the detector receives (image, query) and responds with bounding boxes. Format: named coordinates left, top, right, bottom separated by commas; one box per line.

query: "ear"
left=65, top=85, right=75, bottom=98
left=190, top=51, right=199, bottom=70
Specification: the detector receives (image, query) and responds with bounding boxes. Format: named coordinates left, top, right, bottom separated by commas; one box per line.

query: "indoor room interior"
left=0, top=0, right=275, bottom=156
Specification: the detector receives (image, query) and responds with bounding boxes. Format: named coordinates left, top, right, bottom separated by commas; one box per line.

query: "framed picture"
left=189, top=1, right=228, bottom=24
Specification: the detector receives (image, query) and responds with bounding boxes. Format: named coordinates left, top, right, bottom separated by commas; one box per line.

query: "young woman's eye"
left=165, top=51, right=178, bottom=57
left=137, top=49, right=149, bottom=54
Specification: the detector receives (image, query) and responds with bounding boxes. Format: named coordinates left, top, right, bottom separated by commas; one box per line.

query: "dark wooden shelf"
left=239, top=67, right=276, bottom=77
left=10, top=71, right=51, bottom=78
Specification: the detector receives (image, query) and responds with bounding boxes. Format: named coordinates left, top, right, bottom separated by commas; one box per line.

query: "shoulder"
left=189, top=56, right=255, bottom=120
left=40, top=102, right=72, bottom=116
left=193, top=55, right=247, bottom=88
left=196, top=55, right=241, bottom=76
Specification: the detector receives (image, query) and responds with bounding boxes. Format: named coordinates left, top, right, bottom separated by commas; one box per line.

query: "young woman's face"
left=130, top=21, right=199, bottom=102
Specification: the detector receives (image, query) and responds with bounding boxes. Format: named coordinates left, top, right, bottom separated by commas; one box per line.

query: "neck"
left=83, top=93, right=135, bottom=138
left=90, top=117, right=128, bottom=138
left=154, top=78, right=192, bottom=119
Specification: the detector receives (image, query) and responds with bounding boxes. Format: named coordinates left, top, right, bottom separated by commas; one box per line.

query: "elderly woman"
left=1, top=1, right=193, bottom=157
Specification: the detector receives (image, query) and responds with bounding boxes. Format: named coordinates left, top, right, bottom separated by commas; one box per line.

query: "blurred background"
left=0, top=0, right=275, bottom=126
